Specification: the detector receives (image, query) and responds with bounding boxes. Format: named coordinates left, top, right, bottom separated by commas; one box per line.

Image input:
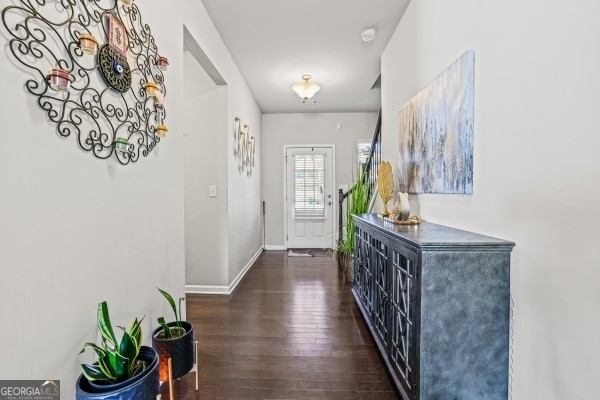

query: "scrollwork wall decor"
left=1, top=0, right=170, bottom=165
left=233, top=116, right=255, bottom=176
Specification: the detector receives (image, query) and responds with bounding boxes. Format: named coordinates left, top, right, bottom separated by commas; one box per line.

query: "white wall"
left=181, top=3, right=262, bottom=293
left=0, top=0, right=262, bottom=395
left=227, top=109, right=262, bottom=285
left=262, top=112, right=378, bottom=248
left=0, top=1, right=184, bottom=395
left=183, top=51, right=229, bottom=287
left=382, top=1, right=600, bottom=398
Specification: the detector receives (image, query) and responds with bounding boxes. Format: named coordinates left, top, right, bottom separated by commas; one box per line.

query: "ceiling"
left=200, top=0, right=411, bottom=114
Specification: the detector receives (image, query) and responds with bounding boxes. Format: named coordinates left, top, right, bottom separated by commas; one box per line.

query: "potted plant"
left=152, top=288, right=195, bottom=382
left=337, top=171, right=370, bottom=282
left=76, top=301, right=159, bottom=400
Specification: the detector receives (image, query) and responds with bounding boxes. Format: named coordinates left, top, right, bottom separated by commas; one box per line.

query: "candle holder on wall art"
left=115, top=137, right=129, bottom=153
left=145, top=81, right=159, bottom=98
left=156, top=125, right=168, bottom=137
left=46, top=68, right=72, bottom=91
left=1, top=0, right=170, bottom=165
left=78, top=33, right=98, bottom=55
left=157, top=56, right=169, bottom=71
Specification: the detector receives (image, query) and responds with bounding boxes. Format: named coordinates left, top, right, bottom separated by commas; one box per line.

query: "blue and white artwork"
left=398, top=50, right=474, bottom=194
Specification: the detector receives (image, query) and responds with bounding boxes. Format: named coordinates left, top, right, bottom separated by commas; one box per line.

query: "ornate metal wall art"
left=1, top=0, right=169, bottom=165
left=233, top=117, right=255, bottom=176
left=97, top=44, right=132, bottom=92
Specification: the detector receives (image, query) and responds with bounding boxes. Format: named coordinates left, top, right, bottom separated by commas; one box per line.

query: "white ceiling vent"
left=301, top=99, right=318, bottom=104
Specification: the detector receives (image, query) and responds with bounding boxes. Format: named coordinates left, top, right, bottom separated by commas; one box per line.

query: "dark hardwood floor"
left=161, top=250, right=399, bottom=399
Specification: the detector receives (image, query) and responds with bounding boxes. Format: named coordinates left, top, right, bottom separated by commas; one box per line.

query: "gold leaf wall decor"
left=377, top=161, right=394, bottom=216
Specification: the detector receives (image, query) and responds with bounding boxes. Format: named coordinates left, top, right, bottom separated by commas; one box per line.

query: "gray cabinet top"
left=354, top=213, right=515, bottom=250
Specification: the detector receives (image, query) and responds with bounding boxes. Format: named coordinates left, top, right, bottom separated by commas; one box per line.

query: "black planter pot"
left=75, top=346, right=159, bottom=400
left=152, top=321, right=194, bottom=381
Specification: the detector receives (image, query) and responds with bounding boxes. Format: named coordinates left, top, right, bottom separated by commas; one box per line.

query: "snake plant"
left=156, top=287, right=185, bottom=338
left=78, top=301, right=145, bottom=383
left=338, top=171, right=370, bottom=256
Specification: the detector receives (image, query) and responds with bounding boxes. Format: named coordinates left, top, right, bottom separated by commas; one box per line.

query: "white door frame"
left=283, top=144, right=336, bottom=249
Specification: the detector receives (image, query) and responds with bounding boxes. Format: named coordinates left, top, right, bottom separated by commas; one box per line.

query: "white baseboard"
left=185, top=284, right=230, bottom=295
left=264, top=245, right=286, bottom=251
left=228, top=248, right=262, bottom=293
left=185, top=248, right=263, bottom=295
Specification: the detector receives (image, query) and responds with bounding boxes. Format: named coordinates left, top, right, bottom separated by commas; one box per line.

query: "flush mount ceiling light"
left=361, top=28, right=376, bottom=42
left=292, top=74, right=320, bottom=100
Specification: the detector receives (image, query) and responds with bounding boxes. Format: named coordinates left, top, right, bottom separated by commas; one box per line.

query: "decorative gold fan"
left=377, top=161, right=394, bottom=217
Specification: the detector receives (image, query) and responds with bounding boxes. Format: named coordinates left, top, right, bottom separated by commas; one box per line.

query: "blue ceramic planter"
left=75, top=346, right=159, bottom=400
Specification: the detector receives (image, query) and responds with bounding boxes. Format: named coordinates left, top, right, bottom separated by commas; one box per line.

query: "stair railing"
left=337, top=109, right=381, bottom=249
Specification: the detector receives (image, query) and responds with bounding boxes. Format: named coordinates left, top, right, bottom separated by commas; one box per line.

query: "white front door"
left=285, top=146, right=334, bottom=249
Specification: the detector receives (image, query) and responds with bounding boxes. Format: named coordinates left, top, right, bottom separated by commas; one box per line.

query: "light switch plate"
left=209, top=185, right=217, bottom=197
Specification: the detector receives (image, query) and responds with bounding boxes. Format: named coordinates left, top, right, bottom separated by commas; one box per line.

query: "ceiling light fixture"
left=292, top=74, right=320, bottom=100
left=361, top=28, right=376, bottom=42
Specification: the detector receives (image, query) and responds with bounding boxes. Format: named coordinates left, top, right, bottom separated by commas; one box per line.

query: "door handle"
left=328, top=201, right=332, bottom=205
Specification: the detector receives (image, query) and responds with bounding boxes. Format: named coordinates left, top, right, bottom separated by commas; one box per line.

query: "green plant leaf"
left=157, top=287, right=178, bottom=324
left=97, top=301, right=117, bottom=347
left=157, top=316, right=172, bottom=338
left=81, top=364, right=108, bottom=382
left=128, top=316, right=144, bottom=354
left=157, top=287, right=185, bottom=333
left=100, top=351, right=121, bottom=381
left=106, top=343, right=129, bottom=380
left=118, top=328, right=137, bottom=370
left=338, top=168, right=370, bottom=255
left=79, top=302, right=145, bottom=382
left=177, top=297, right=185, bottom=334
left=78, top=342, right=106, bottom=359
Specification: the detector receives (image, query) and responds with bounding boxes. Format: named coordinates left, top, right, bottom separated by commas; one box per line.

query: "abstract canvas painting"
left=398, top=50, right=474, bottom=194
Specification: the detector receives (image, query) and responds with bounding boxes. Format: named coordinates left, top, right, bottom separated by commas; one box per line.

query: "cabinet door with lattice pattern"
left=389, top=243, right=420, bottom=400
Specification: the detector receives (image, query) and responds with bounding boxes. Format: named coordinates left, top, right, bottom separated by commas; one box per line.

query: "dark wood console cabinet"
left=352, top=214, right=514, bottom=400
